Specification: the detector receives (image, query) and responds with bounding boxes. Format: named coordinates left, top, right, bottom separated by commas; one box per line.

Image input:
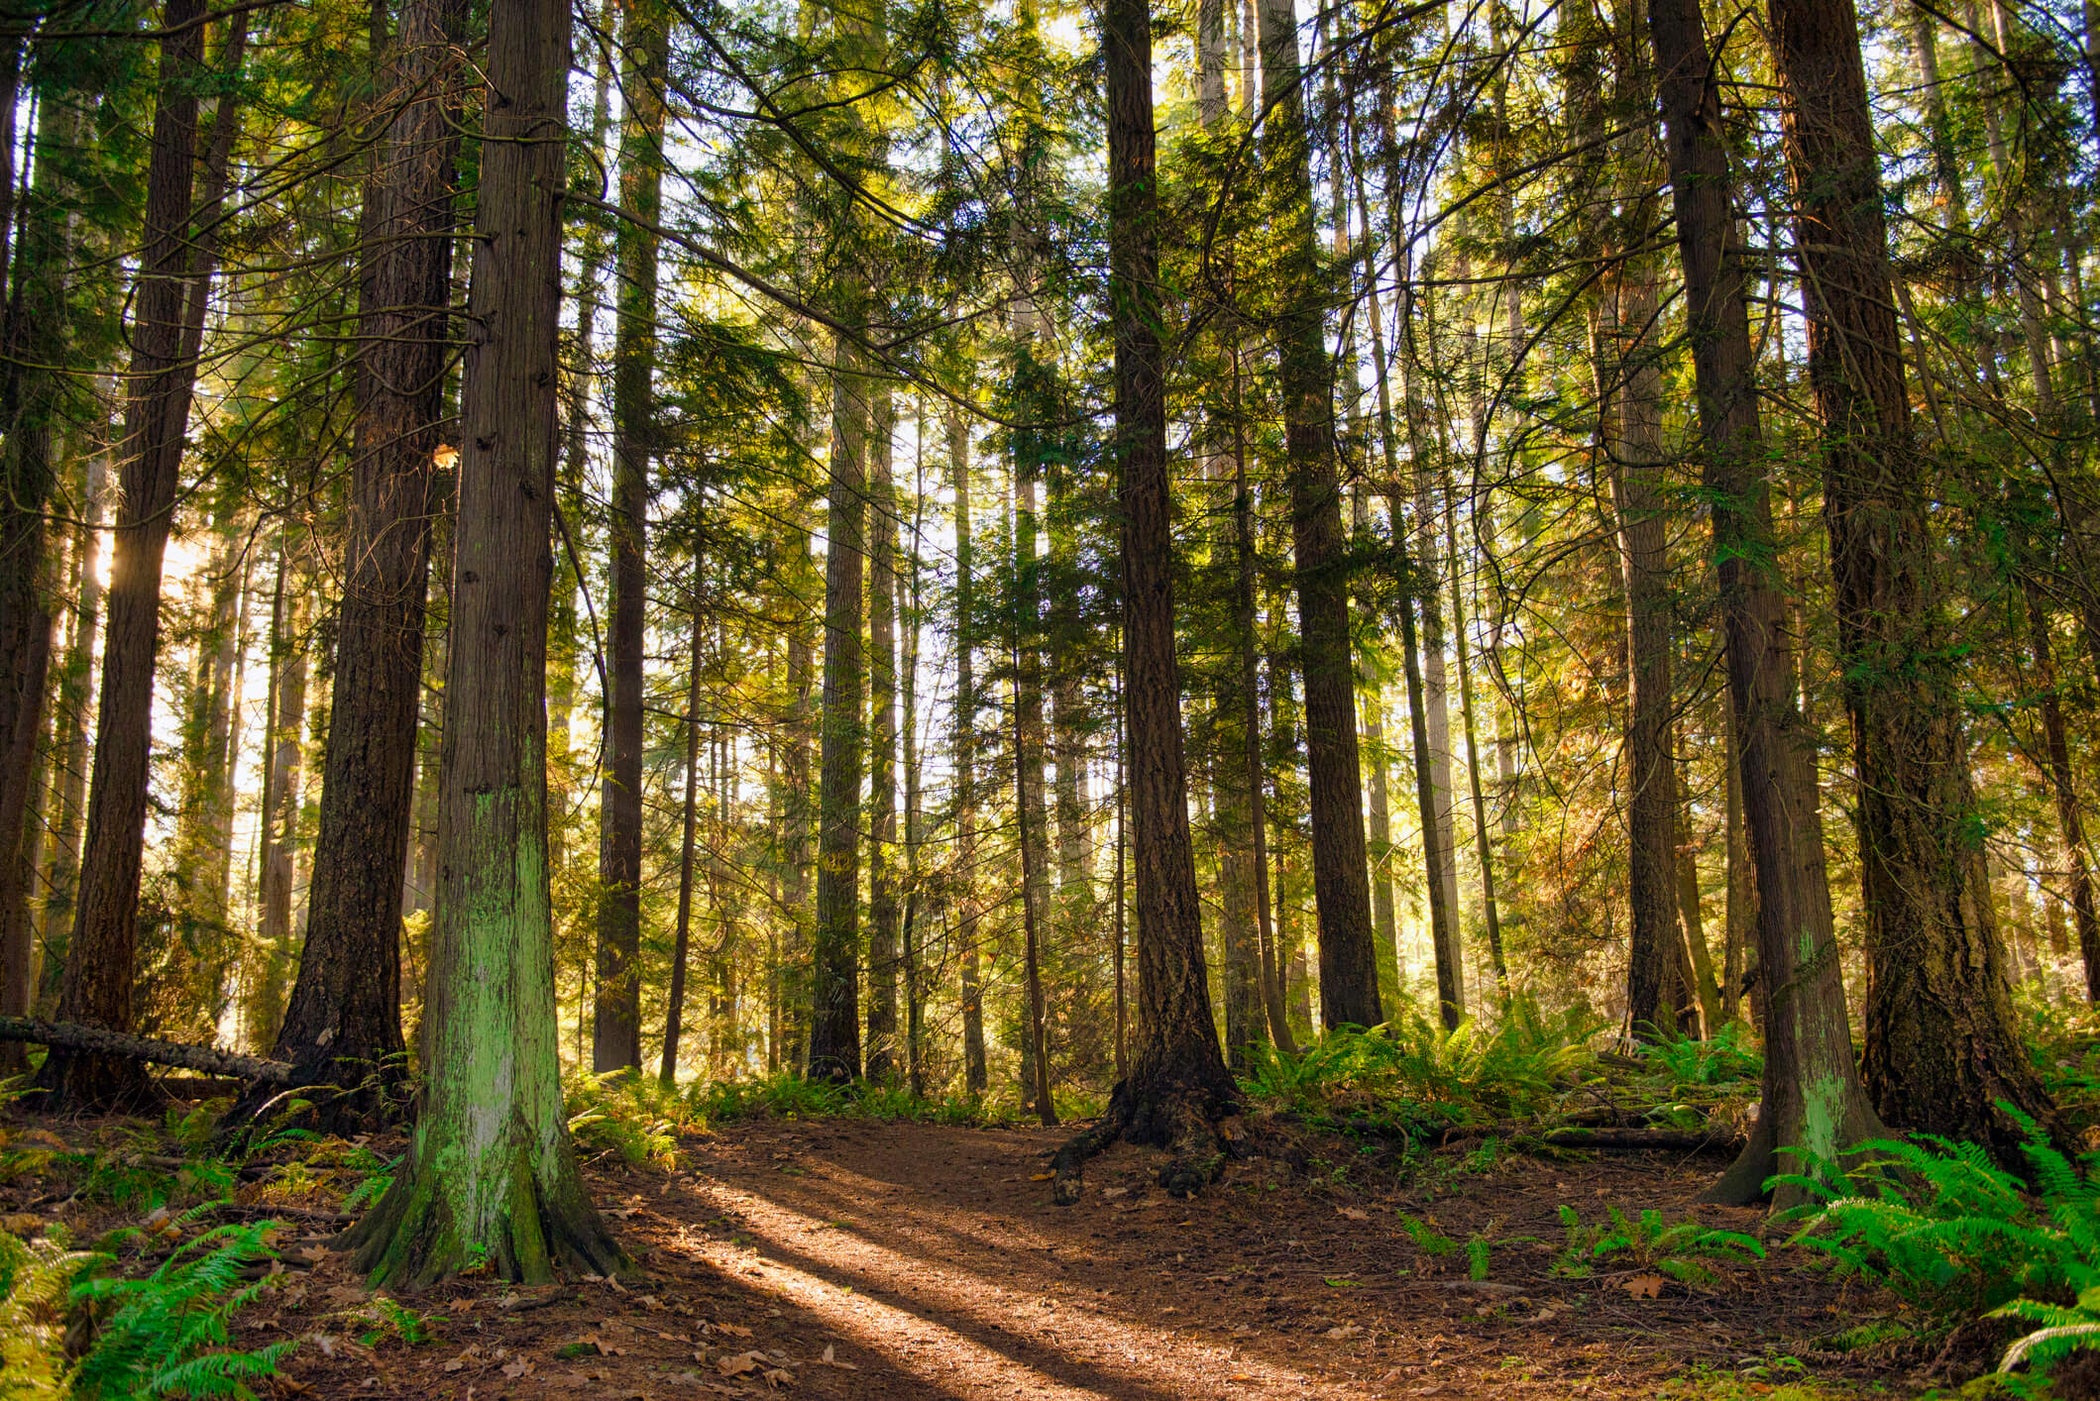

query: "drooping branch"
left=0, top=1016, right=295, bottom=1083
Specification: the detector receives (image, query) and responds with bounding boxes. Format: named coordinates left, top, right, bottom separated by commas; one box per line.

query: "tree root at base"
left=1048, top=1076, right=1244, bottom=1205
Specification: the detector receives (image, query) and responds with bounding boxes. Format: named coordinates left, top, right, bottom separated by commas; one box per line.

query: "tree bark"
left=1764, top=0, right=2058, bottom=1152
left=949, top=403, right=987, bottom=1093
left=1052, top=0, right=1238, bottom=1204
left=345, top=0, right=624, bottom=1285
left=592, top=0, right=668, bottom=1075
left=42, top=0, right=212, bottom=1110
left=866, top=391, right=901, bottom=1082
left=661, top=566, right=705, bottom=1085
left=1648, top=0, right=1886, bottom=1203
left=809, top=331, right=867, bottom=1083
left=2023, top=578, right=2100, bottom=999
left=1255, top=0, right=1380, bottom=1029
left=268, top=0, right=466, bottom=1123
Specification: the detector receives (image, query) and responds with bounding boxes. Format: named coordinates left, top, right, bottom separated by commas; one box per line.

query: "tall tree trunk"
left=1256, top=0, right=1380, bottom=1028
left=1052, top=0, right=1238, bottom=1202
left=1765, top=0, right=2058, bottom=1151
left=1013, top=633, right=1055, bottom=1125
left=900, top=481, right=926, bottom=1095
left=661, top=564, right=705, bottom=1084
left=592, top=0, right=667, bottom=1074
left=0, top=63, right=83, bottom=1064
left=346, top=0, right=623, bottom=1284
left=780, top=504, right=815, bottom=1071
left=866, top=391, right=901, bottom=1082
left=809, top=329, right=868, bottom=1082
left=252, top=539, right=310, bottom=1050
left=949, top=403, right=986, bottom=1093
left=2024, top=579, right=2100, bottom=999
left=268, top=0, right=465, bottom=1119
left=1649, top=0, right=1886, bottom=1202
left=37, top=446, right=108, bottom=999
left=42, top=0, right=213, bottom=1109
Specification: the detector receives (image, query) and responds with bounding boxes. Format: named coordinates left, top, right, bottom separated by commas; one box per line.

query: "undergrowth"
left=1778, top=1106, right=2100, bottom=1384
left=0, top=1221, right=291, bottom=1400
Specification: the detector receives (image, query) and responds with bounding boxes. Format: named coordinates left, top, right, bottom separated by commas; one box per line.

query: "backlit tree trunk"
left=592, top=0, right=668, bottom=1074
left=43, top=0, right=211, bottom=1109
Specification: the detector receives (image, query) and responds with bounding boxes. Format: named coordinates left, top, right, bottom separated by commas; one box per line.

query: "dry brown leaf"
left=717, top=1322, right=754, bottom=1338
left=762, top=1368, right=795, bottom=1389
left=1336, top=1207, right=1369, bottom=1221
left=1324, top=1323, right=1363, bottom=1340
left=718, top=1350, right=768, bottom=1378
left=1028, top=1171, right=1056, bottom=1182
left=1623, top=1274, right=1666, bottom=1300
left=500, top=1357, right=534, bottom=1379
left=816, top=1344, right=858, bottom=1371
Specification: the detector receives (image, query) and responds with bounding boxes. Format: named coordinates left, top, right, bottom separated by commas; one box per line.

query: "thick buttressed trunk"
left=949, top=405, right=987, bottom=1093
left=592, top=0, right=667, bottom=1075
left=346, top=0, right=624, bottom=1286
left=866, top=392, right=902, bottom=1082
left=43, top=0, right=212, bottom=1110
left=1648, top=0, right=1884, bottom=1203
left=1765, top=0, right=2058, bottom=1153
left=808, top=330, right=867, bottom=1083
left=1255, top=0, right=1379, bottom=1030
left=1053, top=0, right=1238, bottom=1205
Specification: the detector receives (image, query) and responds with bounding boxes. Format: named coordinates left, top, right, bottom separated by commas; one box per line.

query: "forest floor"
left=2, top=1104, right=2007, bottom=1400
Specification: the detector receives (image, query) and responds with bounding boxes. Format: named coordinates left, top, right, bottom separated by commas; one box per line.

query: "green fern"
left=1776, top=1108, right=2099, bottom=1316
left=0, top=1227, right=94, bottom=1401
left=1555, top=1204, right=1763, bottom=1285
left=68, top=1221, right=295, bottom=1400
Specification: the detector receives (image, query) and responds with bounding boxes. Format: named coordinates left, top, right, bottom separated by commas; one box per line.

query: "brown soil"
left=12, top=1115, right=1934, bottom=1398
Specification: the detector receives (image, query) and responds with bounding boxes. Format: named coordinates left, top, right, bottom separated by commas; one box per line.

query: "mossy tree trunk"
left=346, top=0, right=623, bottom=1287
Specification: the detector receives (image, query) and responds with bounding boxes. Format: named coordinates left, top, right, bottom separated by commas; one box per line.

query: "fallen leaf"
left=1028, top=1171, right=1056, bottom=1182
left=762, top=1368, right=795, bottom=1389
left=816, top=1344, right=858, bottom=1371
left=718, top=1351, right=767, bottom=1378
left=717, top=1322, right=754, bottom=1338
left=1336, top=1207, right=1369, bottom=1221
left=1325, top=1323, right=1364, bottom=1340
left=1623, top=1274, right=1666, bottom=1300
left=500, top=1357, right=534, bottom=1379
left=1324, top=1277, right=1361, bottom=1288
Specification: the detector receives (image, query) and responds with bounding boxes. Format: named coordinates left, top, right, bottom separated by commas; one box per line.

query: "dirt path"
left=250, top=1118, right=1888, bottom=1399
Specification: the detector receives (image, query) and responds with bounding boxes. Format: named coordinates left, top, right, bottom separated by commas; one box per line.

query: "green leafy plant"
left=1639, top=1023, right=1762, bottom=1089
left=68, top=1221, right=295, bottom=1399
left=566, top=1071, right=696, bottom=1170
left=1, top=1226, right=93, bottom=1400
left=1556, top=1204, right=1763, bottom=1284
left=356, top=1296, right=441, bottom=1348
left=1396, top=1213, right=1459, bottom=1257
left=1775, top=1109, right=2098, bottom=1315
left=1239, top=999, right=1605, bottom=1140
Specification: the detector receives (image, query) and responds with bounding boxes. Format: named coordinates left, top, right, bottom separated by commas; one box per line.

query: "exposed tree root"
left=1049, top=1066, right=1243, bottom=1205
left=342, top=1136, right=629, bottom=1292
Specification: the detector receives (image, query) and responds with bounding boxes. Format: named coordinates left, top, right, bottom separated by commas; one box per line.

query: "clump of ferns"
left=1774, top=1106, right=2100, bottom=1377
left=1, top=1218, right=293, bottom=1399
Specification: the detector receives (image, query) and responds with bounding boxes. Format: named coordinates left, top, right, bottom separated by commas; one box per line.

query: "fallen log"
left=1526, top=1127, right=1745, bottom=1154
left=0, top=1017, right=295, bottom=1085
